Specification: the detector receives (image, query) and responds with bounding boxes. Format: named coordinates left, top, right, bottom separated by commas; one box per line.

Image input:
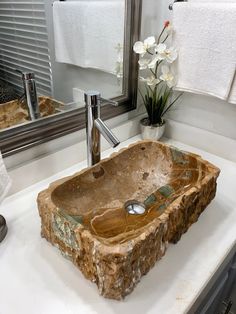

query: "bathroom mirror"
left=0, top=0, right=142, bottom=156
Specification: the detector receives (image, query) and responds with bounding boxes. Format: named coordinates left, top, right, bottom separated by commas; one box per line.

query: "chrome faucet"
left=16, top=70, right=40, bottom=120
left=84, top=91, right=120, bottom=167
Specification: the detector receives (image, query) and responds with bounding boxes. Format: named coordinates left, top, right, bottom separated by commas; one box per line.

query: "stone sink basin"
left=37, top=140, right=220, bottom=300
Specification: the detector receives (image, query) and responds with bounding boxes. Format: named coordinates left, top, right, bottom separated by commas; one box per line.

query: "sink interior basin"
left=0, top=96, right=64, bottom=130
left=38, top=140, right=220, bottom=300
left=52, top=143, right=206, bottom=244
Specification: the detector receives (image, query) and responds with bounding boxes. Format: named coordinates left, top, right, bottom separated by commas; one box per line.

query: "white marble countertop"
left=0, top=136, right=236, bottom=314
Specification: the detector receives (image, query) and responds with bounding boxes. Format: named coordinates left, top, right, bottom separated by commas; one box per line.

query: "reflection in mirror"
left=0, top=96, right=64, bottom=130
left=51, top=0, right=125, bottom=103
left=0, top=0, right=125, bottom=129
left=0, top=0, right=141, bottom=155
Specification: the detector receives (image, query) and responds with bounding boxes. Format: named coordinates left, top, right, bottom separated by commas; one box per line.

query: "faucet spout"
left=22, top=72, right=40, bottom=120
left=95, top=118, right=120, bottom=148
left=16, top=69, right=40, bottom=120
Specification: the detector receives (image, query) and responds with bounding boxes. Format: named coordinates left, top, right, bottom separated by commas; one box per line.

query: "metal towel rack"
left=169, top=0, right=188, bottom=10
left=59, top=0, right=186, bottom=7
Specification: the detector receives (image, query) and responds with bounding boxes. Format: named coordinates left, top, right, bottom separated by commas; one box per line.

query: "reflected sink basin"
left=37, top=140, right=220, bottom=300
left=0, top=96, right=64, bottom=130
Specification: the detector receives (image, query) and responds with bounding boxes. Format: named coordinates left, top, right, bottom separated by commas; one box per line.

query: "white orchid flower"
left=140, top=75, right=160, bottom=86
left=115, top=61, right=123, bottom=79
left=133, top=36, right=156, bottom=56
left=164, top=47, right=178, bottom=63
left=160, top=65, right=176, bottom=88
left=155, top=43, right=166, bottom=55
left=148, top=56, right=159, bottom=69
left=155, top=44, right=177, bottom=63
left=138, top=58, right=150, bottom=70
left=115, top=43, right=123, bottom=53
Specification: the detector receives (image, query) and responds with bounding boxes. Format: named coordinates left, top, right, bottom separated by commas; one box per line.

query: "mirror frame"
left=0, top=0, right=142, bottom=157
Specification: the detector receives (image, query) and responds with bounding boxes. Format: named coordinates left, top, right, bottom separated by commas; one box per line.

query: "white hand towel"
left=53, top=1, right=125, bottom=74
left=189, top=0, right=236, bottom=2
left=0, top=151, right=11, bottom=204
left=228, top=68, right=236, bottom=104
left=172, top=3, right=236, bottom=101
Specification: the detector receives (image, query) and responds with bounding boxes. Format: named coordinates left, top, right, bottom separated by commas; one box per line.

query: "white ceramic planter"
left=140, top=118, right=166, bottom=140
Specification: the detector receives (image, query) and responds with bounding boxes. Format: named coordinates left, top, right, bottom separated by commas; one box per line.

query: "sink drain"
left=125, top=200, right=146, bottom=215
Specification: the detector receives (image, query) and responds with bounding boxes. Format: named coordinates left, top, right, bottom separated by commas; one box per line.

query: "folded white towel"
left=53, top=1, right=125, bottom=74
left=172, top=3, right=236, bottom=102
left=0, top=151, right=11, bottom=204
left=189, top=0, right=235, bottom=2
left=228, top=68, right=236, bottom=104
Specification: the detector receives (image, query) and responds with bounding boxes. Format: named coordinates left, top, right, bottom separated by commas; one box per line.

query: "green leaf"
left=161, top=92, right=183, bottom=117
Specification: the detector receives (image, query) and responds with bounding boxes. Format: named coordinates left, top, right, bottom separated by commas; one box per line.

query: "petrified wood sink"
left=37, top=140, right=220, bottom=300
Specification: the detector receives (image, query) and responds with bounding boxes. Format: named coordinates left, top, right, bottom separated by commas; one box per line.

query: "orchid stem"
left=157, top=26, right=166, bottom=44
left=162, top=35, right=169, bottom=44
left=146, top=49, right=153, bottom=55
left=150, top=69, right=156, bottom=77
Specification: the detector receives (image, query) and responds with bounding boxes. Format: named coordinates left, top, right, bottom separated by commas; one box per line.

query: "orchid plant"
left=133, top=21, right=181, bottom=126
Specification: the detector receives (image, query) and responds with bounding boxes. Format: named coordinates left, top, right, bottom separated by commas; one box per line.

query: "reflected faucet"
left=16, top=70, right=40, bottom=120
left=84, top=91, right=120, bottom=167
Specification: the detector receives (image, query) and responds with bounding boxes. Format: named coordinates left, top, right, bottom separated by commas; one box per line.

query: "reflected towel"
left=172, top=3, right=236, bottom=102
left=0, top=151, right=11, bottom=204
left=53, top=1, right=125, bottom=74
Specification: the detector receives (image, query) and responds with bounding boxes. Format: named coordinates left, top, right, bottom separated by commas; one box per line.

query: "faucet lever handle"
left=15, top=69, right=35, bottom=81
left=84, top=91, right=119, bottom=107
left=100, top=97, right=119, bottom=107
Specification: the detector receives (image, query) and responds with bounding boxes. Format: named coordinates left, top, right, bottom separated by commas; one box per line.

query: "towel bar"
left=52, top=0, right=65, bottom=7
left=169, top=0, right=187, bottom=10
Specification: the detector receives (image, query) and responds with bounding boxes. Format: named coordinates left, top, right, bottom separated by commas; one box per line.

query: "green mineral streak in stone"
left=71, top=215, right=83, bottom=224
left=52, top=221, right=64, bottom=238
left=158, top=185, right=175, bottom=198
left=52, top=213, right=79, bottom=250
left=170, top=146, right=189, bottom=165
left=158, top=203, right=167, bottom=211
left=144, top=193, right=157, bottom=207
left=58, top=209, right=83, bottom=226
